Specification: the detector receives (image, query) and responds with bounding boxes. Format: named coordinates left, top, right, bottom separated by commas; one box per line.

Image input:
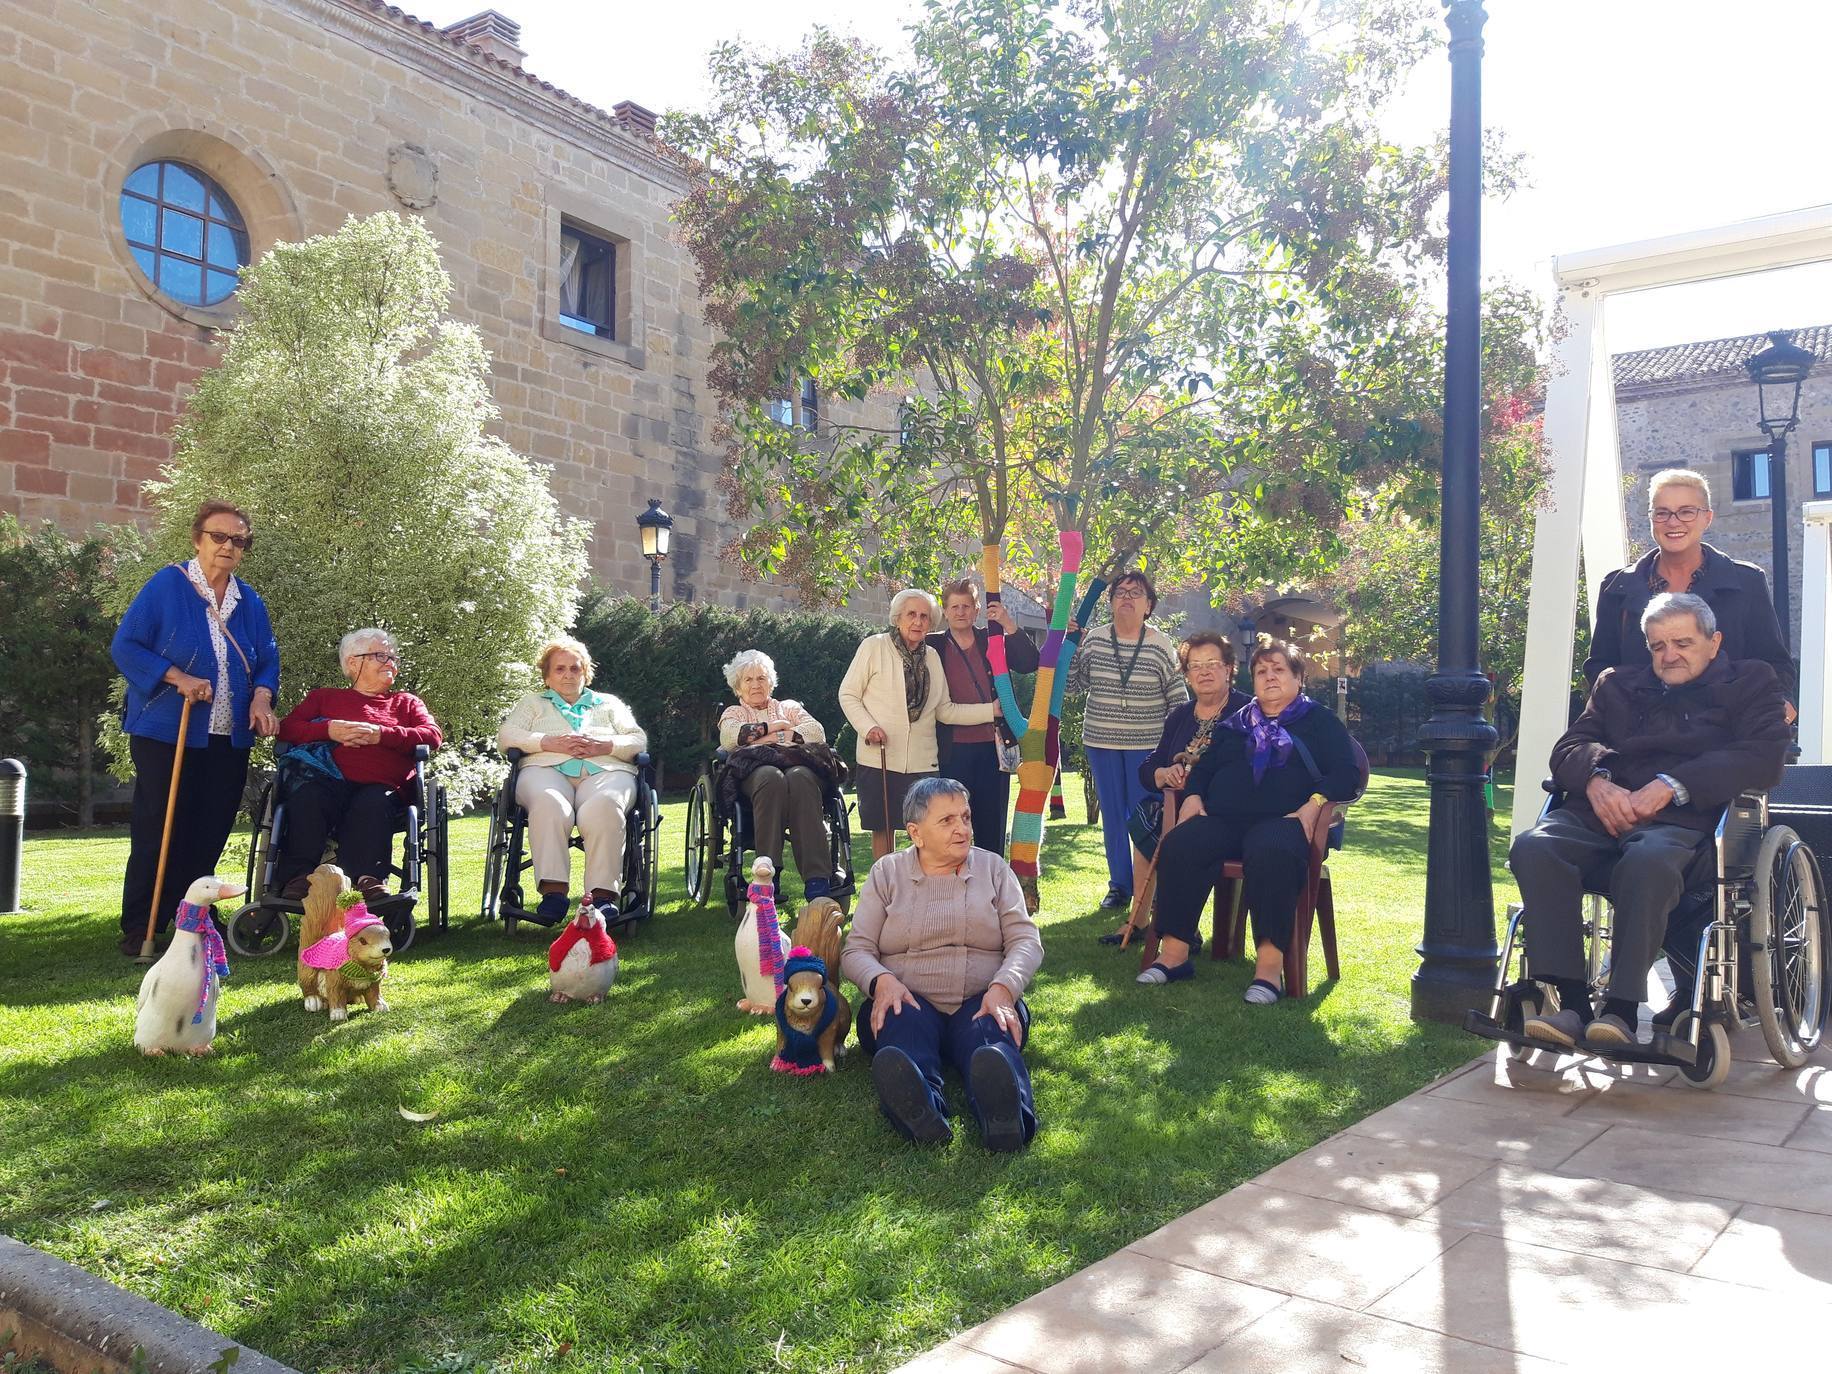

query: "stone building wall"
left=1614, top=369, right=1832, bottom=648
left=0, top=0, right=867, bottom=607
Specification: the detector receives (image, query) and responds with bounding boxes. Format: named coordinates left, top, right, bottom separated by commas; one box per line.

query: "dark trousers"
left=1153, top=813, right=1310, bottom=953
left=742, top=765, right=829, bottom=883
left=1510, top=808, right=1702, bottom=1001
left=941, top=740, right=1012, bottom=856
left=858, top=990, right=1036, bottom=1145
left=274, top=776, right=397, bottom=889
left=121, top=734, right=249, bottom=937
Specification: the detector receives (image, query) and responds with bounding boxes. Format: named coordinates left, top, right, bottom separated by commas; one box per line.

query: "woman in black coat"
left=1585, top=468, right=1796, bottom=707
left=1138, top=640, right=1359, bottom=1003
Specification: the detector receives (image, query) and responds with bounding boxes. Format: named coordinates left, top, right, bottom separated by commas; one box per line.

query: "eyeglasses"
left=1111, top=587, right=1148, bottom=601
left=201, top=530, right=253, bottom=550
left=1186, top=660, right=1228, bottom=673
left=355, top=652, right=399, bottom=664
left=1651, top=506, right=1707, bottom=524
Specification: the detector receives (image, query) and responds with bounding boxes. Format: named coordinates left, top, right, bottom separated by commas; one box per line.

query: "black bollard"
left=0, top=758, right=23, bottom=914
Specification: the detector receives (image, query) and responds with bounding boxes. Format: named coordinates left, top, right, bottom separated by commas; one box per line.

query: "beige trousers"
left=516, top=764, right=637, bottom=895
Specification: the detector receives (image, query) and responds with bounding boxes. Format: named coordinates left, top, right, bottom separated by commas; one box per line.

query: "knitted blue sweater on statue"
left=111, top=564, right=281, bottom=749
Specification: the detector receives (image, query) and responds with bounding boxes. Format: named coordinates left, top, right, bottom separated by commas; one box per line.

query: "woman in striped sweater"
left=1066, top=570, right=1188, bottom=908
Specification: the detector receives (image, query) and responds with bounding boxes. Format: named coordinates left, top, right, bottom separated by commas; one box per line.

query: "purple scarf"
left=175, top=900, right=231, bottom=1024
left=1222, top=694, right=1316, bottom=784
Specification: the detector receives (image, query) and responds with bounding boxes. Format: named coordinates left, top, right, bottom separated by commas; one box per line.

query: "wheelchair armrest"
left=505, top=748, right=526, bottom=763
left=414, top=744, right=431, bottom=761
left=636, top=751, right=651, bottom=767
left=1540, top=777, right=1558, bottom=795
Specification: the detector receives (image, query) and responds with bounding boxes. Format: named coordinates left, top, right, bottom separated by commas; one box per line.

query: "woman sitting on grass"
left=1139, top=640, right=1357, bottom=1003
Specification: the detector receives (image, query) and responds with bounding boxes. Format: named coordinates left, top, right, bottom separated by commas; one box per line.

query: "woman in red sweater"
left=275, top=627, right=443, bottom=906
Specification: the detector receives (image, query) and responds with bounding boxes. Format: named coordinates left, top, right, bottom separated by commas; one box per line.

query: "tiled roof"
left=342, top=1, right=660, bottom=144
left=1613, top=325, right=1832, bottom=389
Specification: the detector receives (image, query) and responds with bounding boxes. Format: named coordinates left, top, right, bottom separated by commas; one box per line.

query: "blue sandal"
left=1136, top=961, right=1195, bottom=986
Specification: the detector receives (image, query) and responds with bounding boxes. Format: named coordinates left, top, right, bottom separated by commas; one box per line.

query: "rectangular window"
left=770, top=379, right=819, bottom=431
left=1814, top=442, right=1832, bottom=497
left=558, top=224, right=616, bottom=339
left=1733, top=448, right=1772, bottom=502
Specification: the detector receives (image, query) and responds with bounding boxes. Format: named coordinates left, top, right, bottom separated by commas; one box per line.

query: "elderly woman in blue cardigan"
left=110, top=501, right=280, bottom=956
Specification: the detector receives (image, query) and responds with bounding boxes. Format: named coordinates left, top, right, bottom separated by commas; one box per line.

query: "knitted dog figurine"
left=299, top=885, right=393, bottom=1022
left=771, top=945, right=851, bottom=1075
left=735, top=856, right=788, bottom=1014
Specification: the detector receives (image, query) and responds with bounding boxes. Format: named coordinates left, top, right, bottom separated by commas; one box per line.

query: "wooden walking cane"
left=138, top=694, right=195, bottom=964
left=880, top=757, right=894, bottom=853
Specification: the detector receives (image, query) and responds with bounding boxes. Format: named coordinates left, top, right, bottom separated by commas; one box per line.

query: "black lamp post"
left=1744, top=330, right=1816, bottom=648
left=1412, top=0, right=1499, bottom=1025
left=635, top=497, right=673, bottom=613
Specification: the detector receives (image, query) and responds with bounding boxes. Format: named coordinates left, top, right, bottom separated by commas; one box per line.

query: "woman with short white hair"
left=274, top=626, right=443, bottom=907
left=839, top=588, right=1000, bottom=860
left=717, top=648, right=832, bottom=901
left=497, top=635, right=648, bottom=923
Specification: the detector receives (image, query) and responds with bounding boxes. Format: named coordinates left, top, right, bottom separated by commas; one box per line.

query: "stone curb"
left=0, top=1235, right=301, bottom=1374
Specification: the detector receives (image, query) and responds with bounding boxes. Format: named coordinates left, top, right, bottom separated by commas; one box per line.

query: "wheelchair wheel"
left=383, top=902, right=417, bottom=955
left=244, top=781, right=274, bottom=898
left=685, top=774, right=713, bottom=907
left=642, top=785, right=660, bottom=919
left=1670, top=1011, right=1731, bottom=1090
left=1750, top=824, right=1829, bottom=1067
left=226, top=902, right=290, bottom=959
left=429, top=786, right=450, bottom=933
left=1503, top=986, right=1543, bottom=1062
left=481, top=785, right=508, bottom=922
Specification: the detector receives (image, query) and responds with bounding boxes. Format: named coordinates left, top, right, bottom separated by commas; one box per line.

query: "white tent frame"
left=1511, top=204, right=1832, bottom=839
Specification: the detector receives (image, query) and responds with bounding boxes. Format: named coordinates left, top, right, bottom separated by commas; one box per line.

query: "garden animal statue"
left=298, top=874, right=392, bottom=1022
left=548, top=896, right=619, bottom=1004
left=134, top=874, right=245, bottom=1056
left=735, top=855, right=788, bottom=1014
left=772, top=904, right=851, bottom=1076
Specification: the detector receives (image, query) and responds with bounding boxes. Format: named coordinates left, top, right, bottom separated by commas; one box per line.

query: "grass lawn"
left=0, top=769, right=1516, bottom=1374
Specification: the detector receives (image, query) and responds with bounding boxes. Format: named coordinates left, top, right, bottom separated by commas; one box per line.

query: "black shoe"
left=1652, top=990, right=1689, bottom=1031
left=969, top=1045, right=1027, bottom=1153
left=1097, top=924, right=1149, bottom=946
left=1098, top=885, right=1130, bottom=910
left=871, top=1047, right=952, bottom=1145
left=534, top=890, right=570, bottom=922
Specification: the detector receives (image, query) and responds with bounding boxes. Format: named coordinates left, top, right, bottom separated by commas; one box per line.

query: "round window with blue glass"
left=119, top=161, right=249, bottom=307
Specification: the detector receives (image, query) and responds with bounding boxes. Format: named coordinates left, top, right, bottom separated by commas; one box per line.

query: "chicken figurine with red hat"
left=549, top=896, right=619, bottom=1004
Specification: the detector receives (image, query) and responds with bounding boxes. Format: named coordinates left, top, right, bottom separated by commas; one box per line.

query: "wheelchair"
left=1466, top=782, right=1830, bottom=1088
left=224, top=742, right=449, bottom=958
left=682, top=744, right=856, bottom=918
left=479, top=748, right=663, bottom=936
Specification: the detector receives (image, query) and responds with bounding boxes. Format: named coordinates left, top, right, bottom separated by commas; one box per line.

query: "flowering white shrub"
left=110, top=212, right=587, bottom=805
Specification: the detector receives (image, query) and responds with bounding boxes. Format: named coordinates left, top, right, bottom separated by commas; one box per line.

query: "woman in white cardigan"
left=839, top=589, right=999, bottom=860
left=496, top=636, right=647, bottom=923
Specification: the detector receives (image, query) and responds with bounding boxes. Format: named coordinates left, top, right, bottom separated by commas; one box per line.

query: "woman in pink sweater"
left=274, top=626, right=442, bottom=907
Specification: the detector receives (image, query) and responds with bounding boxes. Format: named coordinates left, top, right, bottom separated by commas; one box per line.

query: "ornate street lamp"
left=635, top=497, right=673, bottom=613
left=1745, top=330, right=1816, bottom=646
left=1413, top=0, right=1499, bottom=1025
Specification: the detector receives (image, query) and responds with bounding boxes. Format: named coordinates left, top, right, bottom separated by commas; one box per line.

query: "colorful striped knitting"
left=750, top=878, right=785, bottom=993
left=174, top=900, right=230, bottom=1025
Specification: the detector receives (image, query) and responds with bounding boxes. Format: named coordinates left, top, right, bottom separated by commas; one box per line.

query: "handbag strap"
left=1288, top=733, right=1323, bottom=787
left=173, top=563, right=253, bottom=679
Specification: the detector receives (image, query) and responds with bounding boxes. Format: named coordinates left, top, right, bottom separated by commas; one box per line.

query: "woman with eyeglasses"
left=273, top=626, right=442, bottom=907
left=497, top=636, right=647, bottom=923
left=111, top=500, right=281, bottom=956
left=1098, top=631, right=1249, bottom=946
left=1585, top=468, right=1796, bottom=715
left=1065, top=570, right=1189, bottom=910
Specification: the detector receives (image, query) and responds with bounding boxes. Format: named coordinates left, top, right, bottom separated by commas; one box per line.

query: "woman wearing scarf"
left=839, top=589, right=1001, bottom=862
left=495, top=636, right=647, bottom=923
left=1139, top=640, right=1358, bottom=1003
left=111, top=500, right=280, bottom=957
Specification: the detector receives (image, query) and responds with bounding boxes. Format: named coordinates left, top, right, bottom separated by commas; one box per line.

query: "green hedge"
left=571, top=591, right=876, bottom=787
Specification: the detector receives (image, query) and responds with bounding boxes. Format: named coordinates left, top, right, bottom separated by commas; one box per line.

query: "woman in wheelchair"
left=1141, top=640, right=1359, bottom=1002
left=1512, top=592, right=1790, bottom=1048
left=273, top=627, right=443, bottom=910
left=496, top=637, right=647, bottom=923
left=717, top=649, right=833, bottom=904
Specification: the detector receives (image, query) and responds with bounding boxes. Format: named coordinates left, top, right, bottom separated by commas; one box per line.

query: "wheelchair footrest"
left=1464, top=1009, right=1700, bottom=1068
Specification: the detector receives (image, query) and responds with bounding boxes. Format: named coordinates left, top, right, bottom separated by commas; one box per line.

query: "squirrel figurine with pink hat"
left=298, top=871, right=393, bottom=1022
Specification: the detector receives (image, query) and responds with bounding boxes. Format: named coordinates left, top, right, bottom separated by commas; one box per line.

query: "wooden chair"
left=1136, top=737, right=1370, bottom=998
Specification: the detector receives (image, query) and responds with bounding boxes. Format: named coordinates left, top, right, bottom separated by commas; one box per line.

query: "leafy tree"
left=0, top=517, right=139, bottom=824
left=107, top=213, right=588, bottom=805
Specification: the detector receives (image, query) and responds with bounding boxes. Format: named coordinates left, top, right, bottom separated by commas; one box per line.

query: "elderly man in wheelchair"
left=1495, top=592, right=1805, bottom=1078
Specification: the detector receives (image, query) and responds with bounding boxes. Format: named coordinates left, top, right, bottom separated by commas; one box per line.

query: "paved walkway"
left=897, top=1026, right=1832, bottom=1372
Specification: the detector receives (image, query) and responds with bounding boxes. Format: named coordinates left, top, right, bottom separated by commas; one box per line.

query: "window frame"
left=120, top=160, right=250, bottom=309
left=1732, top=447, right=1773, bottom=502
left=557, top=222, right=617, bottom=340
left=540, top=192, right=645, bottom=370
left=1813, top=441, right=1832, bottom=499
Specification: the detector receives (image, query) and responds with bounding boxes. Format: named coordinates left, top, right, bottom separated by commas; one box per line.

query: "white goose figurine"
left=734, top=856, right=788, bottom=1015
left=134, top=875, right=244, bottom=1056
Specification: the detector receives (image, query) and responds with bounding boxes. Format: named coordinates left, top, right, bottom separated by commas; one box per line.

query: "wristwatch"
left=1309, top=792, right=1328, bottom=808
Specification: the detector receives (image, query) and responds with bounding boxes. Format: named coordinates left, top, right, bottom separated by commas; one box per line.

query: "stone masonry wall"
left=0, top=0, right=862, bottom=608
